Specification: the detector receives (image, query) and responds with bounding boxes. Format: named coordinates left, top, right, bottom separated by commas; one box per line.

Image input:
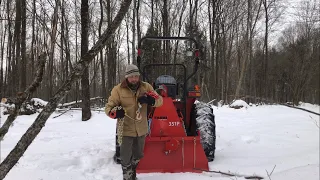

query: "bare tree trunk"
left=5, top=1, right=12, bottom=96
left=125, top=13, right=130, bottom=64
left=222, top=23, right=227, bottom=103
left=74, top=0, right=79, bottom=103
left=208, top=0, right=216, bottom=101
left=235, top=0, right=251, bottom=98
left=162, top=0, right=169, bottom=64
left=60, top=0, right=71, bottom=102
left=173, top=0, right=187, bottom=76
left=30, top=0, right=36, bottom=85
left=0, top=1, right=132, bottom=178
left=47, top=2, right=59, bottom=99
left=136, top=0, right=141, bottom=46
left=106, top=0, right=117, bottom=95
left=263, top=0, right=269, bottom=99
left=215, top=18, right=220, bottom=99
left=132, top=0, right=136, bottom=64
left=20, top=0, right=27, bottom=90
left=14, top=0, right=22, bottom=93
left=250, top=0, right=262, bottom=103
left=60, top=5, right=65, bottom=87
left=99, top=0, right=106, bottom=99
left=0, top=22, right=6, bottom=95
left=81, top=0, right=91, bottom=121
left=151, top=0, right=154, bottom=28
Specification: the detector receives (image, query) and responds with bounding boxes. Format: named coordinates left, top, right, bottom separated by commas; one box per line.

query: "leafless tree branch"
left=0, top=53, right=46, bottom=141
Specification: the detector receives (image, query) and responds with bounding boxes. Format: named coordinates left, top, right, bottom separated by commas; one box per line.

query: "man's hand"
left=109, top=106, right=125, bottom=119
left=138, top=93, right=156, bottom=106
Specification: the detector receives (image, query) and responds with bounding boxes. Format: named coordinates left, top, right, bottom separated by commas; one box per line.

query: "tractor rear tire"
left=192, top=101, right=216, bottom=162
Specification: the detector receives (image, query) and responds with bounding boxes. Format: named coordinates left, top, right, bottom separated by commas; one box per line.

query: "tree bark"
left=136, top=0, right=141, bottom=47
left=81, top=0, right=92, bottom=121
left=106, top=0, right=117, bottom=95
left=99, top=0, right=106, bottom=100
left=132, top=0, right=136, bottom=64
left=173, top=0, right=187, bottom=76
left=208, top=0, right=216, bottom=101
left=235, top=0, right=252, bottom=98
left=0, top=22, right=6, bottom=96
left=20, top=0, right=27, bottom=91
left=47, top=2, right=59, bottom=99
left=14, top=0, right=22, bottom=92
left=30, top=0, right=36, bottom=85
left=60, top=0, right=71, bottom=102
left=5, top=0, right=13, bottom=96
left=0, top=1, right=132, bottom=178
left=125, top=13, right=130, bottom=64
left=162, top=0, right=169, bottom=64
left=263, top=0, right=269, bottom=99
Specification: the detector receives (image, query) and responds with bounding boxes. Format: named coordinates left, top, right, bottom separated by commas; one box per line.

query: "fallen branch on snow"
left=53, top=107, right=72, bottom=118
left=57, top=97, right=104, bottom=108
left=194, top=168, right=264, bottom=179
left=314, top=120, right=319, bottom=128
left=29, top=97, right=105, bottom=110
left=281, top=103, right=320, bottom=116
left=265, top=165, right=276, bottom=180
left=309, top=116, right=320, bottom=129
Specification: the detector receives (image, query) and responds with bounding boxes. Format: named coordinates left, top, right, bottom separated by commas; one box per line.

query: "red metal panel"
left=149, top=97, right=186, bottom=137
left=136, top=136, right=209, bottom=173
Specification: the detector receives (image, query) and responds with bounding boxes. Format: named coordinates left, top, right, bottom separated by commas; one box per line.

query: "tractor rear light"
left=195, top=50, right=199, bottom=57
left=138, top=49, right=142, bottom=56
left=194, top=85, right=200, bottom=91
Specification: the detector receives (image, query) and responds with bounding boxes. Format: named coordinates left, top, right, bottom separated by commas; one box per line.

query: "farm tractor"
left=113, top=36, right=216, bottom=173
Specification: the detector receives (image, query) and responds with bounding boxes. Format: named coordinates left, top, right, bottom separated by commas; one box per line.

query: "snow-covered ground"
left=0, top=103, right=319, bottom=180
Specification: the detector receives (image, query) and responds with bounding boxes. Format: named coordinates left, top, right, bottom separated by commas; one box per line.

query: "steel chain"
left=112, top=106, right=142, bottom=145
left=117, top=118, right=125, bottom=145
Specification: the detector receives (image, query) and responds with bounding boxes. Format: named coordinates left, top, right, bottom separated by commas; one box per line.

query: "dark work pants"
left=120, top=135, right=146, bottom=166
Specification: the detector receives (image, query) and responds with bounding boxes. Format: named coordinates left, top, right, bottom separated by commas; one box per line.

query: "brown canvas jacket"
left=105, top=80, right=163, bottom=137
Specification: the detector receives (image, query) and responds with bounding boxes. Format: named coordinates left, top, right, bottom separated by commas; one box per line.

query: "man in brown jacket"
left=105, top=64, right=163, bottom=180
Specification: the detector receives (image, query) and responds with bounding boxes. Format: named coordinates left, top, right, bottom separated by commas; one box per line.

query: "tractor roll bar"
left=137, top=36, right=199, bottom=49
left=136, top=36, right=200, bottom=87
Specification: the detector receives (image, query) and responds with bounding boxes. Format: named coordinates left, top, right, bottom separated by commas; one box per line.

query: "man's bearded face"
left=127, top=75, right=140, bottom=87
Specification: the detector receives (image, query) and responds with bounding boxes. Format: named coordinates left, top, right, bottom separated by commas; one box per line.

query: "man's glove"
left=138, top=93, right=156, bottom=106
left=109, top=106, right=125, bottom=119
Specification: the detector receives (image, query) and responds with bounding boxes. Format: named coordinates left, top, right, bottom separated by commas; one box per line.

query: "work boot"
left=132, top=159, right=140, bottom=180
left=122, top=164, right=133, bottom=180
left=113, top=153, right=121, bottom=164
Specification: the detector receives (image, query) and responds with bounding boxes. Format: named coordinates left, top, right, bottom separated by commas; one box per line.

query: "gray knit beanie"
left=125, top=64, right=140, bottom=78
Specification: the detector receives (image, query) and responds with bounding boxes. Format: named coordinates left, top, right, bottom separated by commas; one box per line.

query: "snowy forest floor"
left=0, top=103, right=319, bottom=180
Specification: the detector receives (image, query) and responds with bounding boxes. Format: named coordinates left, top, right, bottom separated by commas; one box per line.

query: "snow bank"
left=31, top=98, right=48, bottom=107
left=229, top=99, right=249, bottom=109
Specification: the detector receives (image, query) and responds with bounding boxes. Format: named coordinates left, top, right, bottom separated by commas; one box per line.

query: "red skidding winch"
left=114, top=36, right=216, bottom=173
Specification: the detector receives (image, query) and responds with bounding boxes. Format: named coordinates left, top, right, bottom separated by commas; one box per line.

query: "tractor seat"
left=154, top=75, right=177, bottom=99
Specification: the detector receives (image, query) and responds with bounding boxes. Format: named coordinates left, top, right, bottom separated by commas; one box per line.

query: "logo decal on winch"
left=154, top=116, right=167, bottom=121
